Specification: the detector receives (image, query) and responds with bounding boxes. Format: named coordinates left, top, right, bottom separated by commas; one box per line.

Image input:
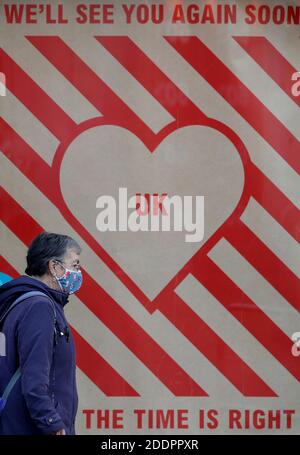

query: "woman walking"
left=0, top=232, right=82, bottom=435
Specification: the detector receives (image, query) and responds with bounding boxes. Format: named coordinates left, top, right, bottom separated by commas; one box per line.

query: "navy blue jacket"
left=0, top=275, right=78, bottom=435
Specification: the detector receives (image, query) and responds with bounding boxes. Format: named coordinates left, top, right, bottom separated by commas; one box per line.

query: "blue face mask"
left=55, top=265, right=83, bottom=294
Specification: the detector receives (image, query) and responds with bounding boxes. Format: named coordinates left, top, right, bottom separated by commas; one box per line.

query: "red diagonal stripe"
left=96, top=36, right=206, bottom=124
left=0, top=49, right=76, bottom=141
left=166, top=36, right=300, bottom=174
left=26, top=35, right=156, bottom=143
left=0, top=255, right=19, bottom=278
left=234, top=36, right=300, bottom=108
left=0, top=255, right=138, bottom=396
left=0, top=119, right=59, bottom=204
left=156, top=289, right=276, bottom=396
left=71, top=329, right=139, bottom=396
left=249, top=164, right=300, bottom=243
left=0, top=187, right=208, bottom=396
left=224, top=219, right=300, bottom=312
left=192, top=255, right=300, bottom=382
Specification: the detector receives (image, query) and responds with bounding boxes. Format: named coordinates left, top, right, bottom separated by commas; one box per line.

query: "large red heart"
left=59, top=123, right=246, bottom=300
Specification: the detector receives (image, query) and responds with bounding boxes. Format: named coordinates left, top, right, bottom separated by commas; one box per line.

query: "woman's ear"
left=48, top=258, right=57, bottom=277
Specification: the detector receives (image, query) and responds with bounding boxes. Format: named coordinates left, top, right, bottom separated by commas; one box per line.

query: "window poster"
left=0, top=0, right=299, bottom=438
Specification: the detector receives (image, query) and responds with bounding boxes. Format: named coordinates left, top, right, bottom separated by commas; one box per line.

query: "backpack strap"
left=0, top=290, right=57, bottom=415
left=0, top=368, right=21, bottom=413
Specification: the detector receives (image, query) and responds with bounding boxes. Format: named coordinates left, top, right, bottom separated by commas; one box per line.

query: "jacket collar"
left=0, top=275, right=70, bottom=308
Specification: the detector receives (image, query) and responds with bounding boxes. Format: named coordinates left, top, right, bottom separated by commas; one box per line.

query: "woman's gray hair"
left=25, top=231, right=81, bottom=276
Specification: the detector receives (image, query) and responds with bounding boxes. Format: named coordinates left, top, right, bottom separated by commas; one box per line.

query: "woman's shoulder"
left=17, top=293, right=57, bottom=325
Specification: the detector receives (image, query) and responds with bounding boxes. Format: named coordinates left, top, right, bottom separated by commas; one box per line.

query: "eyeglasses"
left=54, top=259, right=81, bottom=272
